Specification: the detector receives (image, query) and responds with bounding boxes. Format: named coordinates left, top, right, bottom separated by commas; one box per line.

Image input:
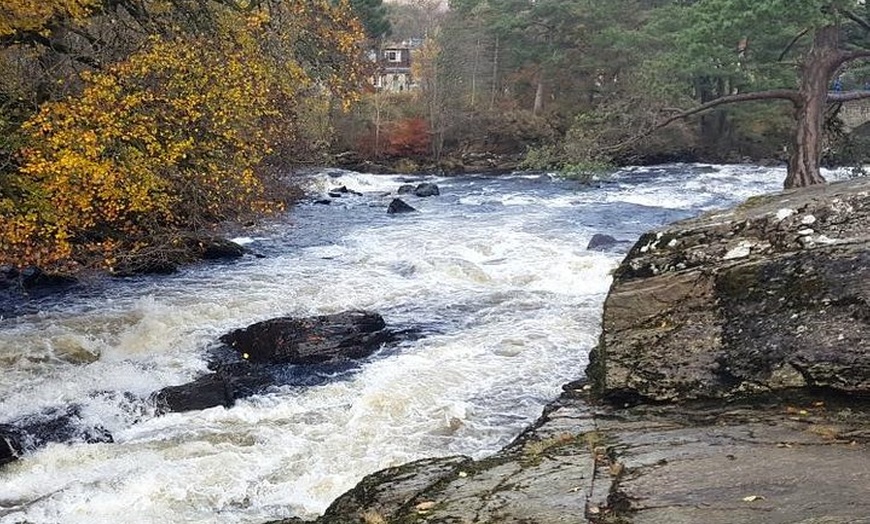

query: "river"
left=0, top=164, right=832, bottom=523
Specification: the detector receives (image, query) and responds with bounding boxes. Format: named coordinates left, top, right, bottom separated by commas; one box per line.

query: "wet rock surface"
left=274, top=388, right=869, bottom=524
left=387, top=198, right=417, bottom=214
left=219, top=310, right=393, bottom=365
left=0, top=406, right=113, bottom=466
left=589, top=176, right=870, bottom=401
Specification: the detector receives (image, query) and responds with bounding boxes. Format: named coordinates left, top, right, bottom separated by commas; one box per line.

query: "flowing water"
left=0, top=164, right=832, bottom=523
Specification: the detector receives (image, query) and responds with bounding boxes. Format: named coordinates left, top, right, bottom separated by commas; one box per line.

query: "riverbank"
left=279, top=386, right=868, bottom=524
left=280, top=175, right=870, bottom=523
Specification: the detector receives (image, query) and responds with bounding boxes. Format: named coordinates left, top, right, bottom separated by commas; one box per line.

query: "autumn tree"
left=0, top=0, right=369, bottom=271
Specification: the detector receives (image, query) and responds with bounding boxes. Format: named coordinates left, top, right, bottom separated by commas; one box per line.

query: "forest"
left=3, top=0, right=870, bottom=273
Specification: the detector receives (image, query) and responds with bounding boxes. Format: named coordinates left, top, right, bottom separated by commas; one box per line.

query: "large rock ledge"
left=272, top=177, right=870, bottom=524
left=589, top=176, right=870, bottom=402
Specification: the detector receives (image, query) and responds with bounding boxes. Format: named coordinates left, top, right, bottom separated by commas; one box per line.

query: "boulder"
left=151, top=373, right=236, bottom=414
left=588, top=177, right=870, bottom=402
left=387, top=198, right=417, bottom=214
left=19, top=267, right=78, bottom=290
left=0, top=265, right=18, bottom=290
left=220, top=310, right=394, bottom=365
left=397, top=184, right=416, bottom=194
left=199, top=238, right=248, bottom=260
left=586, top=233, right=631, bottom=252
left=413, top=182, right=440, bottom=197
left=0, top=406, right=113, bottom=467
left=0, top=425, right=20, bottom=466
left=151, top=311, right=397, bottom=414
left=329, top=185, right=362, bottom=196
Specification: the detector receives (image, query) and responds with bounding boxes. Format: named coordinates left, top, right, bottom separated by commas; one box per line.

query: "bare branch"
left=779, top=28, right=810, bottom=62
left=835, top=49, right=870, bottom=68
left=600, top=89, right=801, bottom=155
left=658, top=90, right=801, bottom=126
left=827, top=90, right=870, bottom=103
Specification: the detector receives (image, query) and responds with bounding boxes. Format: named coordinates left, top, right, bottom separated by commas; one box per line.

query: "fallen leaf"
left=742, top=495, right=765, bottom=502
left=415, top=501, right=436, bottom=512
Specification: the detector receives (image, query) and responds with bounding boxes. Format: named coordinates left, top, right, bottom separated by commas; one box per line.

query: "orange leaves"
left=383, top=118, right=432, bottom=158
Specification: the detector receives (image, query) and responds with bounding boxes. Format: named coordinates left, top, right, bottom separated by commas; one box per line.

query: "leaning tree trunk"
left=785, top=27, right=838, bottom=189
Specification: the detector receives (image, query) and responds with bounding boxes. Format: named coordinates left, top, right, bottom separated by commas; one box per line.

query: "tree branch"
left=658, top=89, right=801, bottom=127
left=779, top=28, right=810, bottom=62
left=600, top=89, right=801, bottom=155
left=827, top=90, right=870, bottom=103
left=835, top=48, right=870, bottom=68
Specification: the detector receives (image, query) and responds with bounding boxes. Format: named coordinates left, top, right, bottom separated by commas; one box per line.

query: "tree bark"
left=533, top=75, right=544, bottom=116
left=784, top=26, right=839, bottom=189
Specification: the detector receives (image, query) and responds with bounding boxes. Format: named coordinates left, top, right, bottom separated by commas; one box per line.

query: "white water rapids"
left=0, top=164, right=841, bottom=523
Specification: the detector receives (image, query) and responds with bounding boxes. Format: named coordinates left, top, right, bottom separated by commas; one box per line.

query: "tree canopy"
left=0, top=0, right=370, bottom=271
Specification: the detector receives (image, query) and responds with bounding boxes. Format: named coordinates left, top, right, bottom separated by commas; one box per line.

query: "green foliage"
left=347, top=0, right=392, bottom=40
left=521, top=144, right=612, bottom=182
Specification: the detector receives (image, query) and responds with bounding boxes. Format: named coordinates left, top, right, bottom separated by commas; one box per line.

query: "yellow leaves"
left=0, top=0, right=98, bottom=37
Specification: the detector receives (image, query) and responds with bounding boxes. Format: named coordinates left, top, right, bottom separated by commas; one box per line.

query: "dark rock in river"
left=413, top=182, right=440, bottom=197
left=586, top=233, right=631, bottom=252
left=19, top=267, right=78, bottom=290
left=387, top=198, right=417, bottom=214
left=587, top=176, right=870, bottom=402
left=220, top=310, right=393, bottom=365
left=329, top=185, right=362, bottom=197
left=397, top=184, right=416, bottom=194
left=0, top=405, right=113, bottom=467
left=151, top=311, right=397, bottom=414
left=198, top=238, right=249, bottom=260
left=152, top=373, right=236, bottom=414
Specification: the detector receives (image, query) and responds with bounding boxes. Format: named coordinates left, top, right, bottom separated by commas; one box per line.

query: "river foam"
left=1, top=164, right=797, bottom=522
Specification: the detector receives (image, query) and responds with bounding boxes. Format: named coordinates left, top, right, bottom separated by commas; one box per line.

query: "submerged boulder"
left=588, top=177, right=870, bottom=402
left=387, top=198, right=417, bottom=214
left=586, top=233, right=631, bottom=252
left=220, top=310, right=393, bottom=365
left=0, top=406, right=113, bottom=467
left=413, top=182, right=440, bottom=197
left=198, top=238, right=249, bottom=260
left=153, top=311, right=396, bottom=413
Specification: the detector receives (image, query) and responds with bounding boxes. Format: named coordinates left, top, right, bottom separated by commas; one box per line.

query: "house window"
left=384, top=50, right=402, bottom=62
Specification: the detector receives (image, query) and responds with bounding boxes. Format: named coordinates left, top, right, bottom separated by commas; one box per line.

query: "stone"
left=387, top=198, right=417, bottom=214
left=199, top=238, right=248, bottom=260
left=320, top=456, right=472, bottom=523
left=220, top=310, right=393, bottom=365
left=151, top=373, right=236, bottom=414
left=0, top=425, right=21, bottom=466
left=0, top=406, right=113, bottom=467
left=586, top=233, right=631, bottom=252
left=397, top=184, right=416, bottom=194
left=413, top=182, right=440, bottom=197
left=588, top=176, right=870, bottom=401
left=19, top=267, right=77, bottom=290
